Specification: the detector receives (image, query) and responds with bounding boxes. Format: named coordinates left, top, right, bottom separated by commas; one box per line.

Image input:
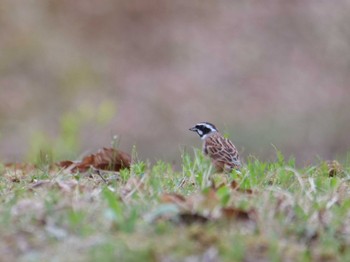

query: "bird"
left=189, top=122, right=241, bottom=172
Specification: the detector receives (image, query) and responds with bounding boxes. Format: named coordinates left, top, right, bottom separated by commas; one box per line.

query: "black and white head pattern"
left=189, top=122, right=218, bottom=139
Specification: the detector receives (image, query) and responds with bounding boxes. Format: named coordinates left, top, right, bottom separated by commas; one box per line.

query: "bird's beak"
left=189, top=126, right=197, bottom=132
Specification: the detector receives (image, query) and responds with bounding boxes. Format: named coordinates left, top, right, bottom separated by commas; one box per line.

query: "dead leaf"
left=160, top=193, right=187, bottom=204
left=230, top=180, right=239, bottom=190
left=160, top=193, right=190, bottom=211
left=221, top=207, right=255, bottom=221
left=87, top=147, right=131, bottom=171
left=58, top=147, right=131, bottom=173
left=57, top=160, right=76, bottom=169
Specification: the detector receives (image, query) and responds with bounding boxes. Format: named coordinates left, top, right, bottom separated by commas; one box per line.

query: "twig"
left=93, top=167, right=108, bottom=184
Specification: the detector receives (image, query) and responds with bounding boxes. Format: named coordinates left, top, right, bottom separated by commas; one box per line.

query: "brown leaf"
left=160, top=193, right=190, bottom=210
left=160, top=193, right=187, bottom=204
left=230, top=180, right=239, bottom=190
left=221, top=207, right=255, bottom=221
left=91, top=147, right=131, bottom=171
left=78, top=155, right=94, bottom=171
left=57, top=160, right=76, bottom=169
left=58, top=148, right=131, bottom=173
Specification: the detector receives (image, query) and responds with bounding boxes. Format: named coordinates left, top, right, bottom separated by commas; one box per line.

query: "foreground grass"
left=1, top=151, right=350, bottom=261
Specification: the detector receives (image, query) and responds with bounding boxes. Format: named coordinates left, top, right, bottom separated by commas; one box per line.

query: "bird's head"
left=189, top=122, right=218, bottom=139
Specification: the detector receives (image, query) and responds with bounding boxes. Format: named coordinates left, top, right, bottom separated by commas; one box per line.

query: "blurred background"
left=1, top=0, right=350, bottom=166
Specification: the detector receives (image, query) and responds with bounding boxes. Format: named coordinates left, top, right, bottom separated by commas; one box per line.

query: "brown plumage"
left=189, top=122, right=241, bottom=172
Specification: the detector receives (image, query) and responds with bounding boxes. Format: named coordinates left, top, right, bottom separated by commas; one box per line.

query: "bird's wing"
left=205, top=134, right=241, bottom=168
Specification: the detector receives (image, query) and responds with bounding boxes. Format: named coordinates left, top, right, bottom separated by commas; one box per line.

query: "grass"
left=1, top=150, right=350, bottom=261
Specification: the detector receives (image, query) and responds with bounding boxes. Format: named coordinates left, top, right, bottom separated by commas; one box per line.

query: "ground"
left=0, top=150, right=349, bottom=261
